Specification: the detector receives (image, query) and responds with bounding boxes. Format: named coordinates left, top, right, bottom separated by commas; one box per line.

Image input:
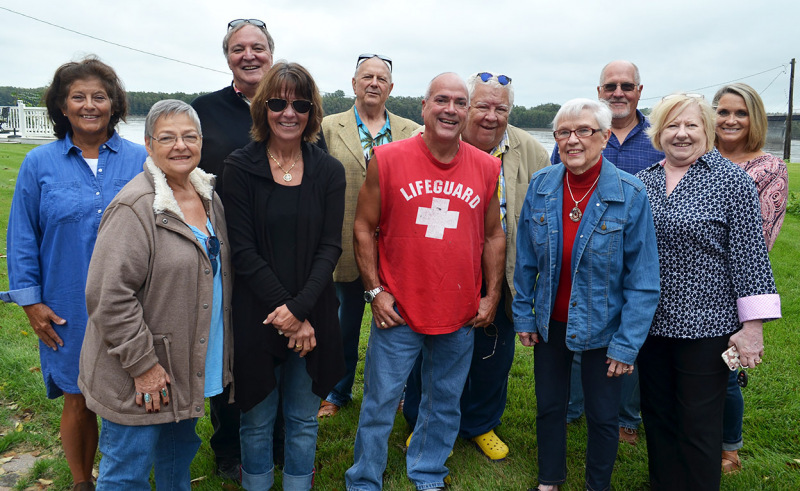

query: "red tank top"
left=375, top=135, right=501, bottom=334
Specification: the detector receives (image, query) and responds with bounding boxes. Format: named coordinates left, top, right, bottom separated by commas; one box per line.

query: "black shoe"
left=216, top=461, right=241, bottom=483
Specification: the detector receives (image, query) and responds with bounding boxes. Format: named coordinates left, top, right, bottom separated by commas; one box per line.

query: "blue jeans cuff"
left=241, top=465, right=273, bottom=490
left=325, top=394, right=349, bottom=407
left=722, top=440, right=743, bottom=451
left=416, top=483, right=446, bottom=490
left=283, top=470, right=314, bottom=490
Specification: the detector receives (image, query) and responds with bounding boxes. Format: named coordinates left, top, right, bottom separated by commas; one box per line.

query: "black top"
left=192, top=84, right=328, bottom=202
left=223, top=139, right=345, bottom=411
left=267, top=184, right=301, bottom=295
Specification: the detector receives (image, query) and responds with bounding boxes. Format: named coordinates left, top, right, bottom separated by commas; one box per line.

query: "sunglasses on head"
left=206, top=236, right=220, bottom=274
left=227, top=19, right=267, bottom=30
left=478, top=72, right=512, bottom=86
left=601, top=82, right=638, bottom=92
left=267, top=98, right=313, bottom=113
left=356, top=53, right=393, bottom=72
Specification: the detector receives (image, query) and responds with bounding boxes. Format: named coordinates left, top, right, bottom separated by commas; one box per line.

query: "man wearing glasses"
left=318, top=54, right=419, bottom=419
left=403, top=72, right=549, bottom=461
left=345, top=73, right=505, bottom=491
left=552, top=60, right=664, bottom=447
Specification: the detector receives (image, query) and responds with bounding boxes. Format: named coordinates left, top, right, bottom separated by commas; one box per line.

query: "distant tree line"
left=4, top=85, right=799, bottom=134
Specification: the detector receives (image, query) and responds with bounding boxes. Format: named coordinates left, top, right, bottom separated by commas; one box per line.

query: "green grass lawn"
left=1, top=143, right=799, bottom=490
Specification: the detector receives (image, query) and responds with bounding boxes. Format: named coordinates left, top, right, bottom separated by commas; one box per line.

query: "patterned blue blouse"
left=636, top=148, right=780, bottom=339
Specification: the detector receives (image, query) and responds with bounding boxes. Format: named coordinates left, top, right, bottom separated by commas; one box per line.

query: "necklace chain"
left=565, top=171, right=601, bottom=222
left=267, top=147, right=301, bottom=182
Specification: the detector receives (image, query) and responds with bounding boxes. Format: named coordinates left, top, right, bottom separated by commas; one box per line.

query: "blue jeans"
left=326, top=279, right=368, bottom=407
left=239, top=352, right=319, bottom=490
left=96, top=417, right=200, bottom=491
left=534, top=319, right=623, bottom=491
left=404, top=289, right=515, bottom=438
left=722, top=369, right=744, bottom=450
left=345, top=321, right=474, bottom=491
left=567, top=353, right=641, bottom=429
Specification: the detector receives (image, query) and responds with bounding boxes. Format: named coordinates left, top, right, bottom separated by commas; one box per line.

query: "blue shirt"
left=2, top=132, right=146, bottom=394
left=354, top=106, right=392, bottom=166
left=551, top=110, right=664, bottom=174
left=188, top=220, right=224, bottom=398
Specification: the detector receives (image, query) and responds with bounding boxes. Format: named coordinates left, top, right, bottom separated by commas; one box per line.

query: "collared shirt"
left=355, top=106, right=392, bottom=165
left=636, top=148, right=781, bottom=339
left=232, top=82, right=251, bottom=105
left=490, top=130, right=510, bottom=233
left=2, top=132, right=146, bottom=308
left=551, top=109, right=664, bottom=174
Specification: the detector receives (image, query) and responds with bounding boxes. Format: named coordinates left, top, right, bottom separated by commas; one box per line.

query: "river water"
left=117, top=118, right=800, bottom=162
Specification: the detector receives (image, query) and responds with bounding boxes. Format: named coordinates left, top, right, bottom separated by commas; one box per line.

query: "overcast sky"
left=0, top=1, right=797, bottom=113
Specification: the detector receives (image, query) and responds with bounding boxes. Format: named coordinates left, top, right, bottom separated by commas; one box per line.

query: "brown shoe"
left=317, top=400, right=340, bottom=418
left=72, top=482, right=95, bottom=491
left=619, top=427, right=639, bottom=445
left=721, top=450, right=741, bottom=474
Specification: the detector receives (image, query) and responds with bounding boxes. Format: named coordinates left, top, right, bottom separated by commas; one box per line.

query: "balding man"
left=403, top=72, right=549, bottom=461
left=553, top=60, right=664, bottom=446
left=318, top=54, right=418, bottom=419
left=345, top=73, right=505, bottom=491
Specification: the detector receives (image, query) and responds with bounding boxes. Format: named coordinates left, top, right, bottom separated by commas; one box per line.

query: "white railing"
left=0, top=101, right=55, bottom=138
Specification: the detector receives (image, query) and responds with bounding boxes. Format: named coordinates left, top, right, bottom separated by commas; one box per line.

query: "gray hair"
left=222, top=22, right=274, bottom=59
left=145, top=99, right=202, bottom=139
left=465, top=72, right=515, bottom=107
left=599, top=60, right=641, bottom=85
left=353, top=55, right=393, bottom=84
left=423, top=72, right=467, bottom=102
left=552, top=98, right=612, bottom=131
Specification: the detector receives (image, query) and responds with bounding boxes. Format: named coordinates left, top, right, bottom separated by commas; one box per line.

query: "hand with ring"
left=134, top=363, right=171, bottom=413
left=606, top=358, right=633, bottom=378
left=288, top=320, right=317, bottom=358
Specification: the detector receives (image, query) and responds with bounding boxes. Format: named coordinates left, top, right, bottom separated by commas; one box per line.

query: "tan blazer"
left=322, top=106, right=419, bottom=282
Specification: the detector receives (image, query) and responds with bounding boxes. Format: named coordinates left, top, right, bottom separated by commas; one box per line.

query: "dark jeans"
left=639, top=334, right=730, bottom=491
left=533, top=319, right=622, bottom=491
left=403, top=288, right=516, bottom=438
left=209, top=385, right=240, bottom=468
left=325, top=278, right=368, bottom=407
left=722, top=369, right=744, bottom=450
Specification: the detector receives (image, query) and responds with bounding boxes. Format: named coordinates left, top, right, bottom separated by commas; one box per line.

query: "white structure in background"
left=0, top=101, right=55, bottom=139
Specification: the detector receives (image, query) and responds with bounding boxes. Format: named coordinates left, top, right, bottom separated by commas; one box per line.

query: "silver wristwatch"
left=363, top=285, right=385, bottom=303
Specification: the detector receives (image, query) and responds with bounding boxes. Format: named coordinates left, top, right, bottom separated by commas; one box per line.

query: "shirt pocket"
left=42, top=181, right=83, bottom=224
left=530, top=209, right=548, bottom=245
left=113, top=178, right=132, bottom=195
left=587, top=219, right=623, bottom=256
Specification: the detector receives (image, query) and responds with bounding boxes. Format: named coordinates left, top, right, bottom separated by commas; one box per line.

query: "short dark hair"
left=44, top=56, right=128, bottom=140
left=250, top=61, right=323, bottom=143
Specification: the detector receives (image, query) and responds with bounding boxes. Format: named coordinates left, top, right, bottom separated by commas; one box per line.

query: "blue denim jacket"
left=512, top=159, right=660, bottom=364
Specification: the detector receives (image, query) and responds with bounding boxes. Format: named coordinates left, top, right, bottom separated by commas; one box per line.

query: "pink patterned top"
left=735, top=153, right=788, bottom=251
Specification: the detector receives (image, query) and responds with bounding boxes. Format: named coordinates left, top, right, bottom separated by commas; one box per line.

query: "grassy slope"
left=1, top=144, right=798, bottom=489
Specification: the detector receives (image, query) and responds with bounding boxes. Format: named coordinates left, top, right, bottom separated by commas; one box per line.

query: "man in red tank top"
left=345, top=73, right=505, bottom=491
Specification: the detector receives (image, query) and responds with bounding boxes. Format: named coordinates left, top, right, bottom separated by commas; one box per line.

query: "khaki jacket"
left=322, top=106, right=419, bottom=282
left=79, top=158, right=233, bottom=425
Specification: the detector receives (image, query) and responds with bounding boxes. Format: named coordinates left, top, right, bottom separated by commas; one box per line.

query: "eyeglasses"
left=601, top=82, right=638, bottom=93
left=266, top=98, right=313, bottom=113
left=662, top=93, right=704, bottom=101
left=206, top=236, right=220, bottom=274
left=478, top=72, right=512, bottom=86
left=152, top=134, right=201, bottom=146
left=553, top=127, right=602, bottom=141
left=228, top=19, right=267, bottom=30
left=356, top=53, right=393, bottom=72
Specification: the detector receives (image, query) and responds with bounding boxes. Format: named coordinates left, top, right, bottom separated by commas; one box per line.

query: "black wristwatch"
left=363, top=286, right=385, bottom=303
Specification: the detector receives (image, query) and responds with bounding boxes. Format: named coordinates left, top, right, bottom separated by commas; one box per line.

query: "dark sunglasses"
left=267, top=98, right=313, bottom=114
left=601, top=82, right=637, bottom=92
left=227, top=19, right=267, bottom=30
left=206, top=236, right=220, bottom=274
left=478, top=72, right=512, bottom=86
left=356, top=53, right=393, bottom=72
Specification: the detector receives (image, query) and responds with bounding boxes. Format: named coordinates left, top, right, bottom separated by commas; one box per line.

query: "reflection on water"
left=115, top=119, right=800, bottom=162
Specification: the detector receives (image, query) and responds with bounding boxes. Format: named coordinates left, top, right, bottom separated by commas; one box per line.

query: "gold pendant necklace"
left=565, top=171, right=601, bottom=222
left=267, top=147, right=301, bottom=182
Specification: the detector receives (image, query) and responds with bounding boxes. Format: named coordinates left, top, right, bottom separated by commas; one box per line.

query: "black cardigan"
left=224, top=140, right=346, bottom=411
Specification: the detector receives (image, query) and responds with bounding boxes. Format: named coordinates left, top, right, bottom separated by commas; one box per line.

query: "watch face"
left=364, top=291, right=373, bottom=303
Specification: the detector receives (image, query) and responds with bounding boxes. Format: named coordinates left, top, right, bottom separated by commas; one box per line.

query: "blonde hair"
left=712, top=83, right=768, bottom=153
left=646, top=94, right=716, bottom=153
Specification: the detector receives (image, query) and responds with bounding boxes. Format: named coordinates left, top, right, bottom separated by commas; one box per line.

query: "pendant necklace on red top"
left=565, top=172, right=601, bottom=222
